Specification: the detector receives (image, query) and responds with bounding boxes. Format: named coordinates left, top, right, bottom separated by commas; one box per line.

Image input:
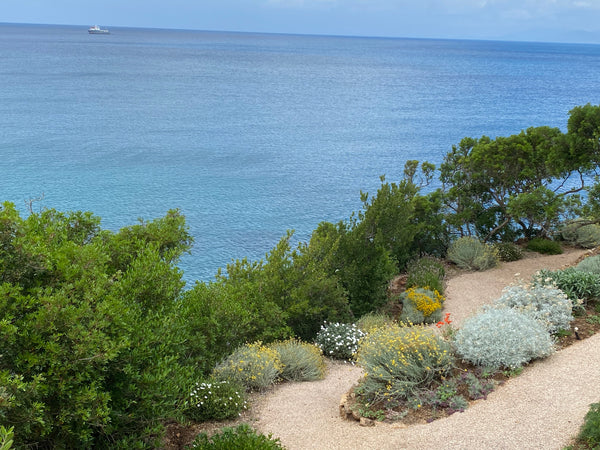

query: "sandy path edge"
left=252, top=248, right=600, bottom=450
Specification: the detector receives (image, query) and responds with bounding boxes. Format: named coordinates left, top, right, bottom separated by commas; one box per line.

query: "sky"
left=3, top=0, right=600, bottom=43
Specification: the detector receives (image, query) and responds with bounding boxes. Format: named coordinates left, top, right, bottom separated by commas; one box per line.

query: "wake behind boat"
left=88, top=25, right=109, bottom=34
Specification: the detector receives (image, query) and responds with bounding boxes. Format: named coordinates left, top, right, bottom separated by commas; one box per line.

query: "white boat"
left=88, top=25, right=110, bottom=34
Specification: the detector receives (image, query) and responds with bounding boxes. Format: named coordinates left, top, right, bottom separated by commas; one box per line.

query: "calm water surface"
left=1, top=23, right=600, bottom=281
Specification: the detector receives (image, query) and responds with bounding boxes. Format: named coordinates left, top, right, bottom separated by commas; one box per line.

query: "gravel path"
left=253, top=248, right=600, bottom=449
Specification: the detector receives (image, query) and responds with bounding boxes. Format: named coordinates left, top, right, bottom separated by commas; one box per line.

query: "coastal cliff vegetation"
left=2, top=103, right=600, bottom=448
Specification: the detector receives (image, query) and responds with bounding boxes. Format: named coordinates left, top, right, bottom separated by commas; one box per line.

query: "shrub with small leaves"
left=576, top=402, right=600, bottom=449
left=406, top=256, right=446, bottom=294
left=212, top=342, right=282, bottom=392
left=355, top=324, right=454, bottom=404
left=494, top=284, right=573, bottom=334
left=493, top=242, right=523, bottom=262
left=356, top=312, right=395, bottom=334
left=454, top=307, right=554, bottom=370
left=189, top=424, right=285, bottom=449
left=526, top=237, right=563, bottom=255
left=314, top=322, right=366, bottom=360
left=269, top=339, right=326, bottom=382
left=576, top=255, right=600, bottom=275
left=185, top=379, right=247, bottom=421
left=447, top=236, right=499, bottom=271
left=399, top=287, right=445, bottom=325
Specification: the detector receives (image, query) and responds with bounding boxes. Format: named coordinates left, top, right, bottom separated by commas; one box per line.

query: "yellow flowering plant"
left=355, top=324, right=454, bottom=405
left=399, top=286, right=445, bottom=325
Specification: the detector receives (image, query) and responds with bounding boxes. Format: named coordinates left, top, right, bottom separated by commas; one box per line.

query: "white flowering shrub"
left=494, top=284, right=573, bottom=334
left=185, top=379, right=247, bottom=421
left=314, top=322, right=366, bottom=360
left=454, top=307, right=554, bottom=370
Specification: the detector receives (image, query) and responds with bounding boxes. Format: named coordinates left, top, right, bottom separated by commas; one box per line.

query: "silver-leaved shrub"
left=454, top=307, right=554, bottom=370
left=494, top=284, right=573, bottom=334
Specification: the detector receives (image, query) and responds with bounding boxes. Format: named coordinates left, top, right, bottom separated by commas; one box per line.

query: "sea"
left=1, top=23, right=600, bottom=283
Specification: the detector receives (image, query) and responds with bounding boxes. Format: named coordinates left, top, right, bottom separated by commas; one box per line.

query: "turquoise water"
left=2, top=23, right=600, bottom=282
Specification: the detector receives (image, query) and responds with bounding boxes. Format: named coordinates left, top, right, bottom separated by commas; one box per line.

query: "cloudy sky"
left=3, top=0, right=600, bottom=43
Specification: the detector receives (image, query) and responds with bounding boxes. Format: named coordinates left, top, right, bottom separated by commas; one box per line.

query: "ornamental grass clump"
left=405, top=256, right=446, bottom=294
left=355, top=324, right=454, bottom=405
left=356, top=312, right=395, bottom=334
left=269, top=339, right=326, bottom=382
left=399, top=287, right=445, bottom=325
left=447, top=236, right=499, bottom=271
left=454, top=307, right=554, bottom=370
left=576, top=255, right=600, bottom=275
left=494, top=283, right=573, bottom=334
left=314, top=322, right=366, bottom=360
left=185, top=379, right=247, bottom=421
left=212, top=342, right=282, bottom=392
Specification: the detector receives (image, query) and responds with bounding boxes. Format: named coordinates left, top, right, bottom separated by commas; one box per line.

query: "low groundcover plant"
left=185, top=379, right=247, bottom=421
left=314, top=322, right=366, bottom=360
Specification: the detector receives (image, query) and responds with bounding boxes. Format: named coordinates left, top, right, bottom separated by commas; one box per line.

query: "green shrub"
left=356, top=312, right=395, bottom=334
left=405, top=256, right=446, bottom=294
left=355, top=324, right=454, bottom=404
left=493, top=242, right=523, bottom=262
left=269, top=339, right=326, bottom=382
left=454, top=307, right=554, bottom=370
left=447, top=236, right=499, bottom=271
left=314, top=322, right=366, bottom=360
left=399, top=287, right=445, bottom=325
left=185, top=380, right=247, bottom=421
left=494, top=284, right=573, bottom=334
left=576, top=402, right=600, bottom=449
left=189, top=424, right=285, bottom=449
left=526, top=237, right=563, bottom=255
left=533, top=268, right=600, bottom=305
left=213, top=342, right=282, bottom=392
left=576, top=255, right=600, bottom=275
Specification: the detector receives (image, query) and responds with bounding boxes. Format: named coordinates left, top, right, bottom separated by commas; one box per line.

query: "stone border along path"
left=252, top=248, right=600, bottom=449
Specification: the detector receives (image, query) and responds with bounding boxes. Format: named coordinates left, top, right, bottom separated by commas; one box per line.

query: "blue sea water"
left=1, top=23, right=600, bottom=283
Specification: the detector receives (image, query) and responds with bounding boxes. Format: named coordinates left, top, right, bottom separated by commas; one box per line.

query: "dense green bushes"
left=0, top=204, right=196, bottom=448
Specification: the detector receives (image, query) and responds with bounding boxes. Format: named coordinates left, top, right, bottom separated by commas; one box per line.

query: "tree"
left=439, top=126, right=579, bottom=240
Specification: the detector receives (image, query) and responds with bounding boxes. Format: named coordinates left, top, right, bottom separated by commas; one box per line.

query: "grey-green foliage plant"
left=561, top=221, right=600, bottom=248
left=494, top=284, right=573, bottom=334
left=454, top=307, right=554, bottom=370
left=576, top=255, right=600, bottom=274
left=269, top=339, right=326, bottom=382
left=533, top=268, right=600, bottom=305
left=447, top=236, right=499, bottom=271
left=314, top=322, right=366, bottom=360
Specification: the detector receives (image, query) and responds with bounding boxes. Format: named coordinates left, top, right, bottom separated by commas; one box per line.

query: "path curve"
left=253, top=248, right=600, bottom=449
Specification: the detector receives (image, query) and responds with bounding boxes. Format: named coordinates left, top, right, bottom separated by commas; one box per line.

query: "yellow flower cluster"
left=405, top=287, right=444, bottom=317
